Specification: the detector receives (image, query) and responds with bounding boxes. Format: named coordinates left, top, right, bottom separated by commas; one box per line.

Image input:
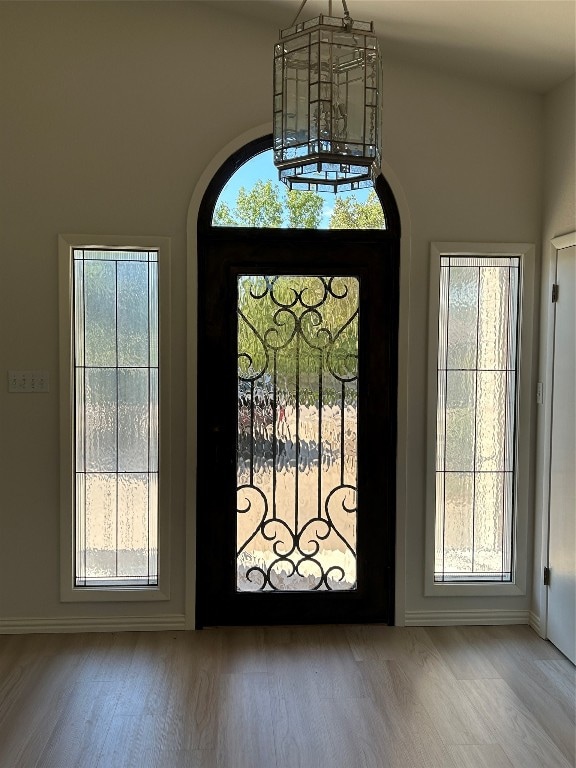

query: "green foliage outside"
left=215, top=180, right=382, bottom=402
left=329, top=190, right=385, bottom=229
left=238, top=276, right=359, bottom=403
left=213, top=182, right=385, bottom=230
left=286, top=190, right=324, bottom=229
left=214, top=181, right=320, bottom=229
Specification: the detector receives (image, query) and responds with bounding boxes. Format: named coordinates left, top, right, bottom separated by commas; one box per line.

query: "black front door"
left=196, top=228, right=398, bottom=626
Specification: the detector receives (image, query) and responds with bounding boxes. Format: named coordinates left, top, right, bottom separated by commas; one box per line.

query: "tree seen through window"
left=212, top=150, right=385, bottom=230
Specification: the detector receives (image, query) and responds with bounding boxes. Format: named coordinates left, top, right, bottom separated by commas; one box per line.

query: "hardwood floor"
left=0, top=625, right=573, bottom=768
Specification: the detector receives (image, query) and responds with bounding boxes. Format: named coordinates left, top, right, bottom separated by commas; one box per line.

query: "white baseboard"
left=404, top=609, right=530, bottom=626
left=0, top=614, right=187, bottom=634
left=2, top=611, right=534, bottom=633
left=529, top=610, right=545, bottom=637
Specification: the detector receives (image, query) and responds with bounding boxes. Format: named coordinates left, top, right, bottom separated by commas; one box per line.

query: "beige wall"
left=0, top=2, right=547, bottom=628
left=543, top=76, right=576, bottom=240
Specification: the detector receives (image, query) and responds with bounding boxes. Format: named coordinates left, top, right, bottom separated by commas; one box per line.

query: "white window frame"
left=59, top=234, right=171, bottom=602
left=425, top=242, right=535, bottom=597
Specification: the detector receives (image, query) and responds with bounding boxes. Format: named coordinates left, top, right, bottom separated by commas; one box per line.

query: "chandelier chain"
left=290, top=0, right=308, bottom=27
left=291, top=0, right=351, bottom=27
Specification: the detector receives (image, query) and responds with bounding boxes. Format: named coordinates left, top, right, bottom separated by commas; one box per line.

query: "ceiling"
left=214, top=0, right=576, bottom=93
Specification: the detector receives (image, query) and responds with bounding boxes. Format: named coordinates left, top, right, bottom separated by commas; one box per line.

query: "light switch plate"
left=8, top=370, right=50, bottom=393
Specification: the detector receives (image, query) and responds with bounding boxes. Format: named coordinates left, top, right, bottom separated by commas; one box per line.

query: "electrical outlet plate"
left=8, top=370, right=50, bottom=393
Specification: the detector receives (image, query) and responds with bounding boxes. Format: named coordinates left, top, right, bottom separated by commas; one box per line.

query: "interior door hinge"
left=544, top=566, right=551, bottom=586
left=552, top=283, right=559, bottom=303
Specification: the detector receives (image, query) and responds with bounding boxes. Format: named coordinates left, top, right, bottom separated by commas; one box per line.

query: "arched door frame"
left=198, top=133, right=401, bottom=236
left=186, top=123, right=412, bottom=629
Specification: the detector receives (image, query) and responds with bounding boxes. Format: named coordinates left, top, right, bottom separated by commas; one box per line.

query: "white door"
left=547, top=240, right=576, bottom=664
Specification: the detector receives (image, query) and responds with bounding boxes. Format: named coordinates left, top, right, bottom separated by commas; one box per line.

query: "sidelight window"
left=73, top=248, right=159, bottom=586
left=59, top=236, right=170, bottom=600
left=433, top=255, right=520, bottom=583
left=425, top=240, right=537, bottom=598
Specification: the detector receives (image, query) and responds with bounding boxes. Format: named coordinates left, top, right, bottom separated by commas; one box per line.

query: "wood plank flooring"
left=0, top=625, right=573, bottom=768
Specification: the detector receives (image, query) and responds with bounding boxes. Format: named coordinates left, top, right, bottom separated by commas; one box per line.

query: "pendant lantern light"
left=273, top=0, right=382, bottom=192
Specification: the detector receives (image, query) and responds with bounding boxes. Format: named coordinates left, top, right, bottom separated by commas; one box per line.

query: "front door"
left=196, top=227, right=398, bottom=627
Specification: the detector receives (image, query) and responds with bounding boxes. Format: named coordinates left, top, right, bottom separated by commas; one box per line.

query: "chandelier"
left=273, top=0, right=382, bottom=192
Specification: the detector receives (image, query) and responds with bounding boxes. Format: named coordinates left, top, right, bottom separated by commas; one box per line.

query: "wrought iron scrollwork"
left=237, top=275, right=358, bottom=592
